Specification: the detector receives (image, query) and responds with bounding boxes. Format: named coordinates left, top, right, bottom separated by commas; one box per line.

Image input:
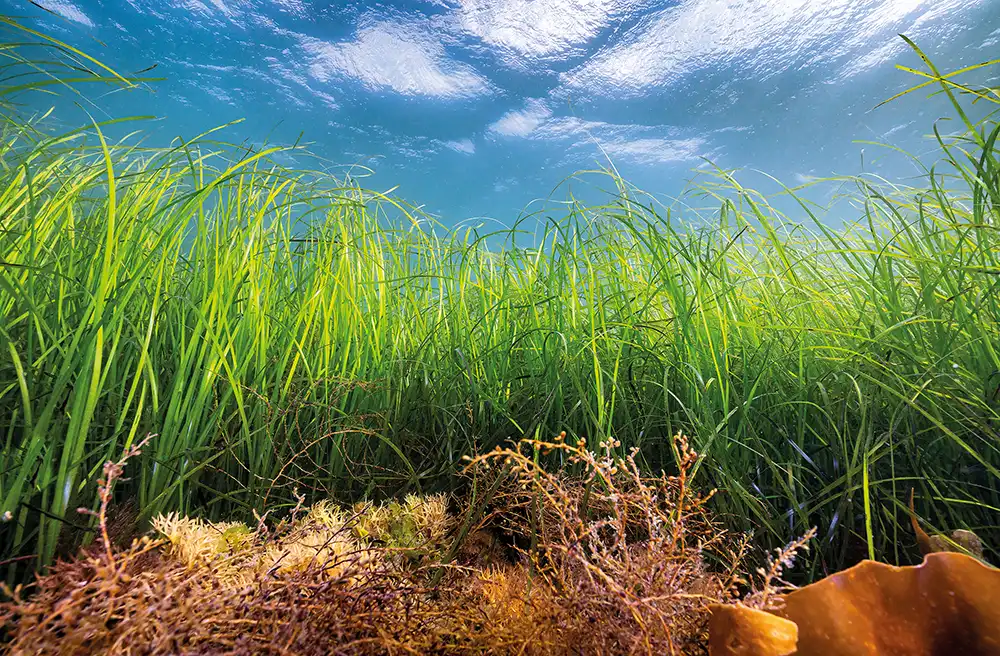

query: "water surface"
left=5, top=0, right=998, bottom=224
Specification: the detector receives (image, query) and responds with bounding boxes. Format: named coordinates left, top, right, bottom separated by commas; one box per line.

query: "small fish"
left=909, top=488, right=984, bottom=560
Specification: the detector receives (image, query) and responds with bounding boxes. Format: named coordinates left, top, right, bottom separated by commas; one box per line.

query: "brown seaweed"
left=710, top=552, right=1000, bottom=656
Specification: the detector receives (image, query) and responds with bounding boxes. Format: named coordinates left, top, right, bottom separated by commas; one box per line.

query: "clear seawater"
left=4, top=0, right=998, bottom=226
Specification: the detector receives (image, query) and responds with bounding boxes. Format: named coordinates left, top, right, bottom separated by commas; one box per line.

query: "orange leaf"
left=711, top=553, right=1000, bottom=656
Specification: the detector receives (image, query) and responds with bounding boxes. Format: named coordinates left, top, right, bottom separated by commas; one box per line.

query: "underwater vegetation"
left=0, top=432, right=740, bottom=654
left=5, top=433, right=998, bottom=655
left=0, top=14, right=998, bottom=597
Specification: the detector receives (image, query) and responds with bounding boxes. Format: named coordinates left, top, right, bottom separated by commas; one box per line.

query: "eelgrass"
left=0, top=18, right=998, bottom=575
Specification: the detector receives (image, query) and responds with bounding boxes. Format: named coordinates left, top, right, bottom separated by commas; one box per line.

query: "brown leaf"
left=708, top=604, right=797, bottom=656
left=710, top=553, right=1000, bottom=656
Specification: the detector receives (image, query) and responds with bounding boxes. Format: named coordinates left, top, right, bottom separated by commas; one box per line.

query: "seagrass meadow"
left=0, top=18, right=998, bottom=581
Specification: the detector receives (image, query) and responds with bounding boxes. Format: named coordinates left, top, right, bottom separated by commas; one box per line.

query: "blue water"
left=4, top=0, right=998, bottom=225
